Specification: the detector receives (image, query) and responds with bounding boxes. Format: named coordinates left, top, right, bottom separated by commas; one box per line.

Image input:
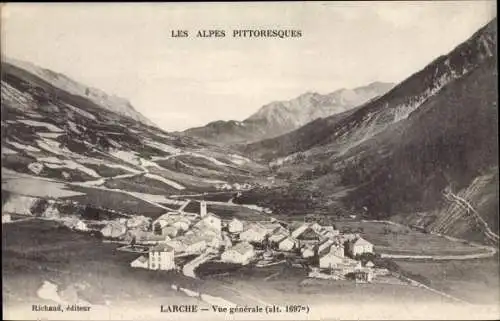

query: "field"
left=395, top=257, right=500, bottom=304
left=188, top=192, right=234, bottom=203
left=155, top=156, right=254, bottom=184
left=233, top=185, right=331, bottom=216
left=198, top=260, right=449, bottom=306
left=174, top=155, right=233, bottom=174
left=2, top=153, right=39, bottom=174
left=103, top=174, right=181, bottom=195
left=183, top=200, right=201, bottom=213
left=333, top=221, right=489, bottom=256
left=2, top=176, right=86, bottom=198
left=145, top=165, right=218, bottom=192
left=2, top=220, right=291, bottom=313
left=67, top=187, right=166, bottom=217
left=2, top=154, right=100, bottom=182
left=196, top=261, right=246, bottom=278
left=2, top=220, right=201, bottom=308
left=206, top=203, right=265, bottom=221
left=80, top=163, right=131, bottom=177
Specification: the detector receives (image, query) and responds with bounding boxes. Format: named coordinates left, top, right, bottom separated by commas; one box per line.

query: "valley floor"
left=3, top=216, right=499, bottom=320
left=395, top=257, right=500, bottom=305
left=2, top=169, right=499, bottom=320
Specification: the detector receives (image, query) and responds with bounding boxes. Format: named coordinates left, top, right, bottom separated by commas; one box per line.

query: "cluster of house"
left=5, top=191, right=379, bottom=282
left=226, top=218, right=377, bottom=280
left=129, top=201, right=230, bottom=270
left=125, top=200, right=379, bottom=283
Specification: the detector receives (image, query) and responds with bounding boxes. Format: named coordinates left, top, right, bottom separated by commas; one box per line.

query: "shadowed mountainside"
left=238, top=18, right=498, bottom=245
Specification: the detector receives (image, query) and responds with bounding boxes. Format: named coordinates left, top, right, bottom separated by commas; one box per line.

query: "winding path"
left=444, top=191, right=499, bottom=243
left=182, top=251, right=217, bottom=278
left=379, top=250, right=496, bottom=260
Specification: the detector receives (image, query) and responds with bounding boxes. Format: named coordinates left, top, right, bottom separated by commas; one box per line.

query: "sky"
left=1, top=2, right=497, bottom=131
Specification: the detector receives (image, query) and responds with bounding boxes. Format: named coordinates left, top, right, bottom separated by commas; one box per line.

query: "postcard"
left=1, top=2, right=498, bottom=320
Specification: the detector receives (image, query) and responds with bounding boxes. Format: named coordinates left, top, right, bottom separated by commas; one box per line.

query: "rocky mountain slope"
left=181, top=82, right=393, bottom=145
left=239, top=19, right=498, bottom=245
left=3, top=58, right=157, bottom=128
left=243, top=20, right=497, bottom=163
left=1, top=59, right=267, bottom=217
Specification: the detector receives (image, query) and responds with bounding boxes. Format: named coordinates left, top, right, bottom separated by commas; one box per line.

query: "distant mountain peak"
left=182, top=82, right=394, bottom=145
left=297, top=91, right=319, bottom=98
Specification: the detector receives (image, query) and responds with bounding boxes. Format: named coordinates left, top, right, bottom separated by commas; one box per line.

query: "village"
left=75, top=199, right=387, bottom=283
left=1, top=191, right=390, bottom=284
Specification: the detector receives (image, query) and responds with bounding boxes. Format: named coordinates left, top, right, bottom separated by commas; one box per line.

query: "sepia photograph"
left=1, top=2, right=498, bottom=320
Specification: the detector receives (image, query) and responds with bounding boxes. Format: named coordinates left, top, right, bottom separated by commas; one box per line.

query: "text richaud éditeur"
left=171, top=29, right=303, bottom=39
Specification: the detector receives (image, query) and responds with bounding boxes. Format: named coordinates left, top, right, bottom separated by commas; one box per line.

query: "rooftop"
left=241, top=223, right=268, bottom=236
left=269, top=231, right=289, bottom=242
left=353, top=237, right=372, bottom=246
left=296, top=227, right=322, bottom=240
left=279, top=236, right=295, bottom=244
left=149, top=244, right=174, bottom=252
left=134, top=255, right=148, bottom=263
left=291, top=223, right=310, bottom=238
left=203, top=212, right=221, bottom=220
left=228, top=242, right=254, bottom=255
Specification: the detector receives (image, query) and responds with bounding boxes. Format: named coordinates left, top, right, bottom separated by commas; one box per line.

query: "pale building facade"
left=221, top=242, right=255, bottom=265
left=148, top=245, right=176, bottom=270
left=240, top=225, right=268, bottom=243
left=130, top=255, right=149, bottom=269
left=228, top=218, right=244, bottom=233
left=278, top=237, right=296, bottom=251
left=201, top=213, right=222, bottom=232
left=348, top=237, right=374, bottom=256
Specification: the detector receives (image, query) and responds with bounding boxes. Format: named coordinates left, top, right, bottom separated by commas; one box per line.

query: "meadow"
left=395, top=256, right=500, bottom=304
left=333, top=221, right=489, bottom=256
left=199, top=260, right=448, bottom=306
left=68, top=187, right=166, bottom=218
left=2, top=219, right=205, bottom=308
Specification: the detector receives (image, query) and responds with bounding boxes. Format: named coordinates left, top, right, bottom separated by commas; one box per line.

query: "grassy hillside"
left=1, top=59, right=267, bottom=218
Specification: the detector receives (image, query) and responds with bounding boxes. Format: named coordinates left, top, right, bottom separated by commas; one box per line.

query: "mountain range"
left=181, top=82, right=394, bottom=145
left=1, top=18, right=497, bottom=246
left=1, top=58, right=266, bottom=217
left=237, top=18, right=498, bottom=245
left=3, top=58, right=157, bottom=128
